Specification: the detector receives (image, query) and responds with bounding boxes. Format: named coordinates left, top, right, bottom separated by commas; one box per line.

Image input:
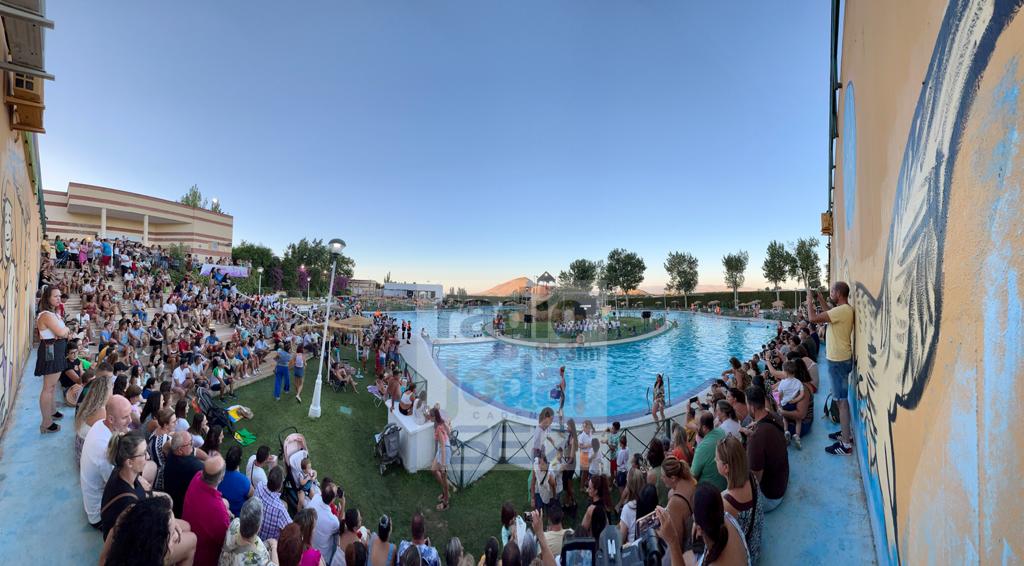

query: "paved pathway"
left=0, top=349, right=103, bottom=564
left=759, top=354, right=877, bottom=565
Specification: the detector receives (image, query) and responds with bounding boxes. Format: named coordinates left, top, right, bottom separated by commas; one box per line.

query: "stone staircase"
left=55, top=268, right=288, bottom=388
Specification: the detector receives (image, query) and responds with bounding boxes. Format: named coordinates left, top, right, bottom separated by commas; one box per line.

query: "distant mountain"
left=475, top=276, right=535, bottom=296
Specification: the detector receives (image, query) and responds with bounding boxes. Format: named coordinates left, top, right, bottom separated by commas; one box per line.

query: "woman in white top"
left=714, top=400, right=742, bottom=440
left=35, top=285, right=71, bottom=433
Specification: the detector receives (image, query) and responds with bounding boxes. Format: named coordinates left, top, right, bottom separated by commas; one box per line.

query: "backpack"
left=823, top=394, right=841, bottom=424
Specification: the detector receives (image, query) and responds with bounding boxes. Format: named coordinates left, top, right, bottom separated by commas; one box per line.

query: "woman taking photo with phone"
left=36, top=285, right=71, bottom=433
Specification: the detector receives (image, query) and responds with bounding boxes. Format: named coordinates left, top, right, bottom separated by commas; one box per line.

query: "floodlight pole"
left=309, top=239, right=346, bottom=419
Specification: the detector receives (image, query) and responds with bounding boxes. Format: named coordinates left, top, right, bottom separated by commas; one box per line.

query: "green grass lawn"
left=502, top=316, right=659, bottom=343
left=229, top=346, right=531, bottom=555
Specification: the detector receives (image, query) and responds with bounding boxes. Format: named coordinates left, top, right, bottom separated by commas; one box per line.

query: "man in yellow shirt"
left=807, top=282, right=855, bottom=455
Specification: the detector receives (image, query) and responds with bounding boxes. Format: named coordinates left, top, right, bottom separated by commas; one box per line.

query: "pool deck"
left=488, top=318, right=674, bottom=348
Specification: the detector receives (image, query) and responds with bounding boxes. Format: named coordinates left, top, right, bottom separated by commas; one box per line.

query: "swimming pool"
left=387, top=308, right=776, bottom=420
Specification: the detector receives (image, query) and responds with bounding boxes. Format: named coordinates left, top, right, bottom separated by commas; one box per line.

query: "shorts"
left=562, top=469, right=574, bottom=489
left=533, top=493, right=550, bottom=510
left=100, top=255, right=111, bottom=266
left=828, top=358, right=853, bottom=399
left=615, top=470, right=627, bottom=488
left=293, top=366, right=304, bottom=378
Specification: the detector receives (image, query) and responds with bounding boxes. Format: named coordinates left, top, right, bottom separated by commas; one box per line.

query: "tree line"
left=552, top=238, right=824, bottom=308
left=230, top=239, right=355, bottom=297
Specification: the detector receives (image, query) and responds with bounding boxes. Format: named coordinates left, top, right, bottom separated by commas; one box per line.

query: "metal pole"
left=258, top=272, right=262, bottom=296
left=308, top=259, right=337, bottom=418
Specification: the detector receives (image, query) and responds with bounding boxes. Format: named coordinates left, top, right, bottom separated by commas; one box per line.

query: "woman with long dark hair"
left=35, top=285, right=71, bottom=433
left=688, top=482, right=750, bottom=565
left=580, top=474, right=612, bottom=537
left=562, top=418, right=578, bottom=509
left=652, top=373, right=666, bottom=422
left=431, top=407, right=451, bottom=510
left=100, top=495, right=196, bottom=566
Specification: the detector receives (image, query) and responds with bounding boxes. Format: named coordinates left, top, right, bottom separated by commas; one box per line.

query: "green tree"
left=210, top=200, right=224, bottom=214
left=180, top=184, right=209, bottom=209
left=558, top=259, right=598, bottom=291
left=281, top=238, right=355, bottom=296
left=722, top=251, right=749, bottom=308
left=664, top=251, right=699, bottom=307
left=605, top=248, right=647, bottom=308
left=232, top=241, right=275, bottom=270
left=788, top=238, right=822, bottom=292
left=762, top=241, right=792, bottom=301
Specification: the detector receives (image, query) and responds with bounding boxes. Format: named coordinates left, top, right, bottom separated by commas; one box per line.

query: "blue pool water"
left=387, top=308, right=776, bottom=420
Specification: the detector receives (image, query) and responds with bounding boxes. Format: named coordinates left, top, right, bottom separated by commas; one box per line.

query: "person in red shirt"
left=182, top=454, right=232, bottom=566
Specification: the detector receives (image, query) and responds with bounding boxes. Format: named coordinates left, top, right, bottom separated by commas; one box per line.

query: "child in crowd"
left=615, top=435, right=630, bottom=489
left=589, top=437, right=607, bottom=479
left=776, top=360, right=806, bottom=448
left=578, top=420, right=594, bottom=490
left=606, top=421, right=622, bottom=479
left=299, top=457, right=318, bottom=497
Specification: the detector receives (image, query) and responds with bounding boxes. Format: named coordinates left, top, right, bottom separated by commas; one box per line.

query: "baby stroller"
left=279, top=427, right=309, bottom=514
left=374, top=423, right=403, bottom=475
left=195, top=387, right=234, bottom=433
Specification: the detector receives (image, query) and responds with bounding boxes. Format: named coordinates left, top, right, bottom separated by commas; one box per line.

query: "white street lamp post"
left=309, top=238, right=346, bottom=419
left=257, top=266, right=264, bottom=296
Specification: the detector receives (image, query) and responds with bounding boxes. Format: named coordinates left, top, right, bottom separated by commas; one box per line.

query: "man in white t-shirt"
left=309, top=479, right=343, bottom=563
left=245, top=445, right=272, bottom=487
left=80, top=395, right=133, bottom=527
left=172, top=359, right=193, bottom=390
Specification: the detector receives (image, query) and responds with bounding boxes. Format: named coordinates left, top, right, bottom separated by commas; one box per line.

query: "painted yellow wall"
left=834, top=1, right=1023, bottom=563
left=0, top=125, right=42, bottom=430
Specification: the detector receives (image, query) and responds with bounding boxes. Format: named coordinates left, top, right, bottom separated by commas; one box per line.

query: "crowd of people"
left=35, top=233, right=857, bottom=566
left=509, top=284, right=855, bottom=565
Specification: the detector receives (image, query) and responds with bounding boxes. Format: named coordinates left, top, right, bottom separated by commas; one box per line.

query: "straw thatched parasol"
left=336, top=315, right=373, bottom=329
left=772, top=299, right=786, bottom=308
left=708, top=300, right=720, bottom=305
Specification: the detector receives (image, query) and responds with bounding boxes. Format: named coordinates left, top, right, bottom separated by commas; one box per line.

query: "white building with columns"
left=43, top=182, right=233, bottom=259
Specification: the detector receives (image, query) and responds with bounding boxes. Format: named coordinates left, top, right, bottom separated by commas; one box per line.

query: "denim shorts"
left=829, top=358, right=853, bottom=399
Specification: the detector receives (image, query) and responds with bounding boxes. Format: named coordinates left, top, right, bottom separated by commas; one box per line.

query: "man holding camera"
left=806, top=282, right=856, bottom=456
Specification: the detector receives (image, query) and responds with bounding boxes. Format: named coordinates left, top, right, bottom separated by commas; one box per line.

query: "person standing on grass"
left=292, top=343, right=306, bottom=403
left=432, top=407, right=451, bottom=511
left=806, top=282, right=856, bottom=456
left=273, top=340, right=293, bottom=401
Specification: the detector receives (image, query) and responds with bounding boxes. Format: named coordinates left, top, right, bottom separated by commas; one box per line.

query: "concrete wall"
left=833, top=1, right=1023, bottom=563
left=43, top=182, right=234, bottom=259
left=0, top=116, right=42, bottom=430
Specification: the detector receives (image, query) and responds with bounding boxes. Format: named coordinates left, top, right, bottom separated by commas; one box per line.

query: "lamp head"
left=257, top=267, right=264, bottom=274
left=328, top=238, right=346, bottom=257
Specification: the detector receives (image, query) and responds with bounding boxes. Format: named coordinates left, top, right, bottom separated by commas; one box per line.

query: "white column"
left=100, top=207, right=107, bottom=238
left=143, top=214, right=149, bottom=245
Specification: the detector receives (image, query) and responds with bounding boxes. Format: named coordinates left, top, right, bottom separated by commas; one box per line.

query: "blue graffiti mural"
left=848, top=0, right=1023, bottom=564
left=842, top=82, right=857, bottom=231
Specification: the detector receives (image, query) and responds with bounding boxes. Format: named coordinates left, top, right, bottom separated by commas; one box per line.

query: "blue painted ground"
left=0, top=350, right=876, bottom=565
left=760, top=353, right=878, bottom=565
left=0, top=350, right=103, bottom=563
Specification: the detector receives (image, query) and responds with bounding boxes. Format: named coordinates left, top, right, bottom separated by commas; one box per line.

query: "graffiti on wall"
left=0, top=132, right=37, bottom=429
left=842, top=0, right=1023, bottom=563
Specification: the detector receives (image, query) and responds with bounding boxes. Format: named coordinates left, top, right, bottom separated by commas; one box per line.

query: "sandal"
left=436, top=501, right=449, bottom=511
left=40, top=423, right=60, bottom=434
left=52, top=411, right=64, bottom=420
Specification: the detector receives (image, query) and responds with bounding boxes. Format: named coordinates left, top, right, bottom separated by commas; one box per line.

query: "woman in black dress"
left=35, top=285, right=71, bottom=433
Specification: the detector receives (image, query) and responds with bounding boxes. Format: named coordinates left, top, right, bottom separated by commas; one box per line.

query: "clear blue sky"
left=40, top=1, right=829, bottom=293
